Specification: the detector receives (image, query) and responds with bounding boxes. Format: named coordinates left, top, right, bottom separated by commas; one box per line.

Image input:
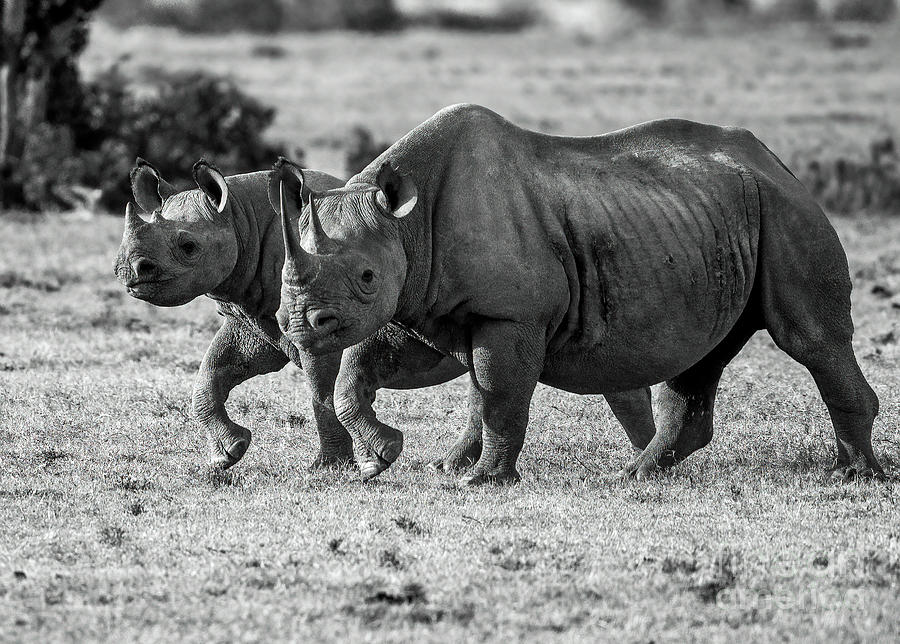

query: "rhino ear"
left=130, top=158, right=177, bottom=213
left=193, top=159, right=229, bottom=214
left=267, top=157, right=309, bottom=216
left=375, top=162, right=417, bottom=219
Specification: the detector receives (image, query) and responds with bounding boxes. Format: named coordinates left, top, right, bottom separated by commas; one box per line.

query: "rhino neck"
left=207, top=169, right=347, bottom=318
left=352, top=110, right=475, bottom=327
left=207, top=172, right=282, bottom=318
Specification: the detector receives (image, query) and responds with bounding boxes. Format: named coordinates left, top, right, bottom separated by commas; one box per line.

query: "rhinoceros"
left=271, top=103, right=884, bottom=484
left=113, top=158, right=658, bottom=471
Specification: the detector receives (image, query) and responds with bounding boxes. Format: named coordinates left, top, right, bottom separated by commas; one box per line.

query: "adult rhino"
left=272, top=103, right=884, bottom=485
left=112, top=158, right=659, bottom=471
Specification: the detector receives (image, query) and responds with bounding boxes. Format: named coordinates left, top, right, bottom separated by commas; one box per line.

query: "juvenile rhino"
left=114, top=159, right=657, bottom=470
left=272, top=103, right=884, bottom=484
left=113, top=160, right=466, bottom=469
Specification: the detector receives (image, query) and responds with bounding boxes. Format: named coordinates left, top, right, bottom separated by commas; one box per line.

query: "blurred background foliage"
left=0, top=0, right=898, bottom=213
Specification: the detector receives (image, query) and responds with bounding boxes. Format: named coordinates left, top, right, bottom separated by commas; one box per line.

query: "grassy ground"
left=3, top=20, right=900, bottom=643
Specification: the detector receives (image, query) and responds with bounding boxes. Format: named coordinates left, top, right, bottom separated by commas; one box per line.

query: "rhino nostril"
left=132, top=258, right=157, bottom=279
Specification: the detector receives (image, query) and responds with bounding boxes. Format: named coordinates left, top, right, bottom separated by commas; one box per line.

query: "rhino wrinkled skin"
left=274, top=103, right=884, bottom=484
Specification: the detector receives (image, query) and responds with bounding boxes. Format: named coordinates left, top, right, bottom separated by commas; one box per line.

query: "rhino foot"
left=307, top=451, right=356, bottom=471
left=208, top=426, right=252, bottom=470
left=619, top=454, right=667, bottom=481
left=358, top=454, right=395, bottom=481
left=460, top=467, right=520, bottom=486
left=430, top=448, right=482, bottom=473
left=618, top=462, right=656, bottom=481
left=619, top=444, right=680, bottom=481
left=829, top=463, right=886, bottom=482
left=356, top=433, right=403, bottom=481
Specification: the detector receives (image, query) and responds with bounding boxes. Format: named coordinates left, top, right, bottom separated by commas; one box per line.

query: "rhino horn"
left=306, top=191, right=331, bottom=254
left=280, top=181, right=312, bottom=280
left=124, top=201, right=147, bottom=230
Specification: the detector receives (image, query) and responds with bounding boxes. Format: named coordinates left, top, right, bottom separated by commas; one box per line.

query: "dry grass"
left=3, top=20, right=900, bottom=643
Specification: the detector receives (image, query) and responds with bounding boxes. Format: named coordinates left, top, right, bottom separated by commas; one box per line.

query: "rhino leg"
left=767, top=314, right=882, bottom=479
left=461, top=322, right=544, bottom=486
left=620, top=313, right=758, bottom=480
left=193, top=316, right=289, bottom=469
left=432, top=384, right=484, bottom=472
left=333, top=345, right=404, bottom=481
left=802, top=346, right=882, bottom=480
left=605, top=388, right=655, bottom=451
left=298, top=349, right=357, bottom=469
left=758, top=190, right=883, bottom=480
left=333, top=329, right=481, bottom=480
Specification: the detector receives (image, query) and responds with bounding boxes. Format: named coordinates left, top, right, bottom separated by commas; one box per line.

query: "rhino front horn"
left=124, top=201, right=145, bottom=230
left=279, top=181, right=312, bottom=280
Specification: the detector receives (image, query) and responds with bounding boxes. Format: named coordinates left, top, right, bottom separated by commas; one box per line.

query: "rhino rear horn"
left=131, top=158, right=177, bottom=213
left=193, top=159, right=229, bottom=214
left=306, top=189, right=333, bottom=254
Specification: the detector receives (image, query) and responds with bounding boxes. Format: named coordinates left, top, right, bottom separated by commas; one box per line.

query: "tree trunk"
left=23, top=69, right=50, bottom=133
left=0, top=63, right=16, bottom=167
left=1, top=0, right=27, bottom=207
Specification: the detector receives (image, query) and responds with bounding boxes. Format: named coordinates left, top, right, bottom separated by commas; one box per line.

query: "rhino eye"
left=361, top=269, right=374, bottom=283
left=179, top=240, right=198, bottom=255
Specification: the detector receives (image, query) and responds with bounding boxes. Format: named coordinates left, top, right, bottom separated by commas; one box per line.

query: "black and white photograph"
left=1, top=0, right=899, bottom=640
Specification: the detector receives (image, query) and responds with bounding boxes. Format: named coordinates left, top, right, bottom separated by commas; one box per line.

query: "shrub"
left=337, top=0, right=403, bottom=31
left=795, top=135, right=900, bottom=214
left=14, top=65, right=288, bottom=212
left=194, top=0, right=284, bottom=33
left=100, top=0, right=403, bottom=32
left=100, top=0, right=284, bottom=32
left=618, top=0, right=669, bottom=22
left=829, top=0, right=896, bottom=21
left=344, top=126, right=390, bottom=176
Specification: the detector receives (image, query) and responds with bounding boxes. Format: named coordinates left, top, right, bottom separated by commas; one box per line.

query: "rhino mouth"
left=123, top=276, right=175, bottom=290
left=122, top=276, right=182, bottom=303
left=303, top=331, right=351, bottom=356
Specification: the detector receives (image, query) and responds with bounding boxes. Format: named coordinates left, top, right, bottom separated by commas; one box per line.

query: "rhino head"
left=268, top=157, right=417, bottom=354
left=114, top=159, right=239, bottom=306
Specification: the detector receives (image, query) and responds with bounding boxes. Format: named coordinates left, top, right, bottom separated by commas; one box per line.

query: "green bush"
left=14, top=65, right=287, bottom=212
left=99, top=0, right=284, bottom=32
left=830, top=0, right=896, bottom=21
left=100, top=0, right=402, bottom=32
left=344, top=126, right=390, bottom=176
left=796, top=135, right=900, bottom=214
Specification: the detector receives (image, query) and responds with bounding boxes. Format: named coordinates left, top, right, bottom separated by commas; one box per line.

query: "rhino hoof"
left=378, top=437, right=403, bottom=464
left=460, top=468, right=520, bottom=486
left=308, top=452, right=356, bottom=471
left=618, top=460, right=657, bottom=481
left=829, top=464, right=886, bottom=482
left=359, top=455, right=393, bottom=481
left=427, top=455, right=476, bottom=474
left=209, top=433, right=251, bottom=470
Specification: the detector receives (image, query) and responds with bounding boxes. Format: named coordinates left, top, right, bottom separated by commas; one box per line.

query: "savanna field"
left=2, top=17, right=900, bottom=642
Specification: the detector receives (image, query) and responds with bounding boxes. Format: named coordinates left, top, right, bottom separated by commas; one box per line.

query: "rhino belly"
left=541, top=171, right=759, bottom=393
